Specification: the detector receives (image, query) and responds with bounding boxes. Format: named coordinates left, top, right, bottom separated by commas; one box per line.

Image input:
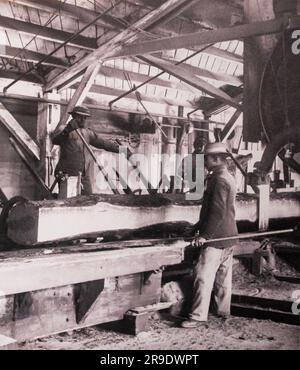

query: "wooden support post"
left=123, top=311, right=150, bottom=335
left=54, top=61, right=101, bottom=133
left=33, top=92, right=62, bottom=198
left=161, top=125, right=177, bottom=193
left=258, top=184, right=270, bottom=231
left=75, top=279, right=105, bottom=324
left=123, top=301, right=173, bottom=335
left=252, top=249, right=265, bottom=276
left=221, top=110, right=242, bottom=142
left=36, top=102, right=48, bottom=185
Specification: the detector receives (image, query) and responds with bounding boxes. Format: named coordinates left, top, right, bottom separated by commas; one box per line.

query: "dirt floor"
left=19, top=252, right=300, bottom=351
left=20, top=314, right=299, bottom=350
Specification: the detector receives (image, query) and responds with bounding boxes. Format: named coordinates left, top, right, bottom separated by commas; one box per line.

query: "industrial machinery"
left=1, top=0, right=300, bottom=348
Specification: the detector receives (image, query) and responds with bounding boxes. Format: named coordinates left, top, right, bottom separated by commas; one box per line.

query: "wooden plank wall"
left=0, top=97, right=38, bottom=199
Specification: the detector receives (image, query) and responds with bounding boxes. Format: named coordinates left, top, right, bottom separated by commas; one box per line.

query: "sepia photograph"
left=0, top=0, right=299, bottom=354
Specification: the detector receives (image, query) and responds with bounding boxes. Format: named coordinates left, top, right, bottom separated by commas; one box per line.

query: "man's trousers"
left=189, top=246, right=234, bottom=322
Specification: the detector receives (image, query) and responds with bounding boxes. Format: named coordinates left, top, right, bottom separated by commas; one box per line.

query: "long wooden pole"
left=86, top=227, right=295, bottom=250
left=115, top=139, right=157, bottom=195
left=74, top=129, right=119, bottom=194
left=75, top=129, right=133, bottom=195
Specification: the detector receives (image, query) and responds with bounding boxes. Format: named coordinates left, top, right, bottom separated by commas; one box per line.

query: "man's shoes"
left=180, top=319, right=204, bottom=328
left=215, top=312, right=230, bottom=320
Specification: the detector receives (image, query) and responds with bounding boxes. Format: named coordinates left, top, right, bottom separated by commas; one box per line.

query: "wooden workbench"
left=0, top=240, right=185, bottom=342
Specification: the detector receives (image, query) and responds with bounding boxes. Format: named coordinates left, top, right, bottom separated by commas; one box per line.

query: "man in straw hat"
left=52, top=105, right=119, bottom=195
left=181, top=142, right=238, bottom=328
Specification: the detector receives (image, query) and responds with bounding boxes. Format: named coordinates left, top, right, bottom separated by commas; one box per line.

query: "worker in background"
left=51, top=105, right=119, bottom=195
left=181, top=142, right=238, bottom=328
left=178, top=135, right=207, bottom=192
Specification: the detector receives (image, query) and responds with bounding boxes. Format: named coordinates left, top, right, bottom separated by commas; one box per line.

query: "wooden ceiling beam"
left=45, top=0, right=193, bottom=91
left=138, top=55, right=241, bottom=108
left=78, top=83, right=195, bottom=109
left=9, top=0, right=122, bottom=31
left=0, top=48, right=198, bottom=92
left=0, top=15, right=97, bottom=50
left=100, top=65, right=194, bottom=91
left=0, top=69, right=41, bottom=83
left=155, top=56, right=242, bottom=85
left=0, top=45, right=67, bottom=68
left=112, top=16, right=300, bottom=57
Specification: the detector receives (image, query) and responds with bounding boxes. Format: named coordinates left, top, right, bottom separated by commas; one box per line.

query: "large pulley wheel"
left=259, top=29, right=300, bottom=173
left=0, top=196, right=28, bottom=243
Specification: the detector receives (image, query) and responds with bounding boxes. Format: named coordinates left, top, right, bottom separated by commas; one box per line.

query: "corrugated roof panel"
left=235, top=41, right=244, bottom=56
left=114, top=78, right=123, bottom=90
left=149, top=65, right=159, bottom=76
left=131, top=61, right=140, bottom=73
left=226, top=61, right=238, bottom=76
left=114, top=59, right=123, bottom=70
left=0, top=30, right=8, bottom=44
left=139, top=63, right=150, bottom=75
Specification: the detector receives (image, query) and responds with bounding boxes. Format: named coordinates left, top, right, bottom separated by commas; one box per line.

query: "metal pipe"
left=187, top=107, right=200, bottom=120
left=3, top=0, right=123, bottom=93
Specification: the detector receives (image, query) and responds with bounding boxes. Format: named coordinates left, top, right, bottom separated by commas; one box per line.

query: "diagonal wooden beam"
left=45, top=0, right=191, bottom=92
left=0, top=102, right=40, bottom=160
left=155, top=56, right=242, bottom=85
left=54, top=61, right=102, bottom=132
left=144, top=0, right=200, bottom=30
left=112, top=16, right=300, bottom=58
left=138, top=55, right=241, bottom=108
left=220, top=110, right=242, bottom=142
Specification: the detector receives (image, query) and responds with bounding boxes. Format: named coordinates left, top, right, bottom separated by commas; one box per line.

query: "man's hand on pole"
left=69, top=119, right=79, bottom=130
left=192, top=236, right=207, bottom=247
